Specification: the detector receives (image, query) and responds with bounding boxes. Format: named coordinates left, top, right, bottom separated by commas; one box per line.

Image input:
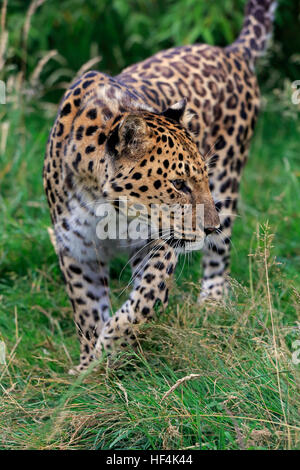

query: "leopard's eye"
left=172, top=179, right=184, bottom=190
left=171, top=179, right=191, bottom=194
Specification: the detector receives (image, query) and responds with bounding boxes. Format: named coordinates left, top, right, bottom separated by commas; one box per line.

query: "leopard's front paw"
left=198, top=276, right=229, bottom=304
left=68, top=349, right=102, bottom=375
left=97, top=315, right=138, bottom=354
left=68, top=364, right=88, bottom=375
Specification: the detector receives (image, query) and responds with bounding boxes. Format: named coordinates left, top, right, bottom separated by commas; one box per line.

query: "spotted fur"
left=43, top=0, right=277, bottom=373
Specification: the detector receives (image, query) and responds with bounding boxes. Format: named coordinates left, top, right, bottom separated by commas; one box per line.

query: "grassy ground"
left=0, top=95, right=300, bottom=450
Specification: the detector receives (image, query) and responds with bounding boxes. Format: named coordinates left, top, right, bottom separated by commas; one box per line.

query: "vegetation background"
left=0, top=0, right=299, bottom=450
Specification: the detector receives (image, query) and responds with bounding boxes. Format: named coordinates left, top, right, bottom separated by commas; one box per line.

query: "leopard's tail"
left=227, top=0, right=277, bottom=66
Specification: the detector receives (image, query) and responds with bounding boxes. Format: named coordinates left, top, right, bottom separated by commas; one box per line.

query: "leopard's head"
left=103, top=99, right=220, bottom=250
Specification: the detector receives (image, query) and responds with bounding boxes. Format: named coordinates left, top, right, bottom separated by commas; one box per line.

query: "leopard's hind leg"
left=199, top=143, right=250, bottom=302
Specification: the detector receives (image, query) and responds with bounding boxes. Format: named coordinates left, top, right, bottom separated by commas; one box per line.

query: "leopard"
left=43, top=0, right=277, bottom=374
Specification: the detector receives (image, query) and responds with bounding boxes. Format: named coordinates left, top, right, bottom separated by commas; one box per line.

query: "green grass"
left=0, top=97, right=299, bottom=450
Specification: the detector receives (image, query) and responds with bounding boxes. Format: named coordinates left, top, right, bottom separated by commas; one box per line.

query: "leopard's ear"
left=161, top=98, right=187, bottom=123
left=162, top=98, right=199, bottom=138
left=107, top=114, right=149, bottom=158
left=119, top=114, right=148, bottom=146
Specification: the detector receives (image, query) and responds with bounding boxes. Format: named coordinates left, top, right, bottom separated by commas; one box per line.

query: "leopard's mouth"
left=167, top=235, right=205, bottom=252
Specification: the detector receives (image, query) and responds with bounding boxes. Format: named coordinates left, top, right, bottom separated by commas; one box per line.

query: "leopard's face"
left=103, top=107, right=219, bottom=249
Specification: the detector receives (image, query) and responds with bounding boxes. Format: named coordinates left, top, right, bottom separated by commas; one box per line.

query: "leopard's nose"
left=204, top=225, right=219, bottom=235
